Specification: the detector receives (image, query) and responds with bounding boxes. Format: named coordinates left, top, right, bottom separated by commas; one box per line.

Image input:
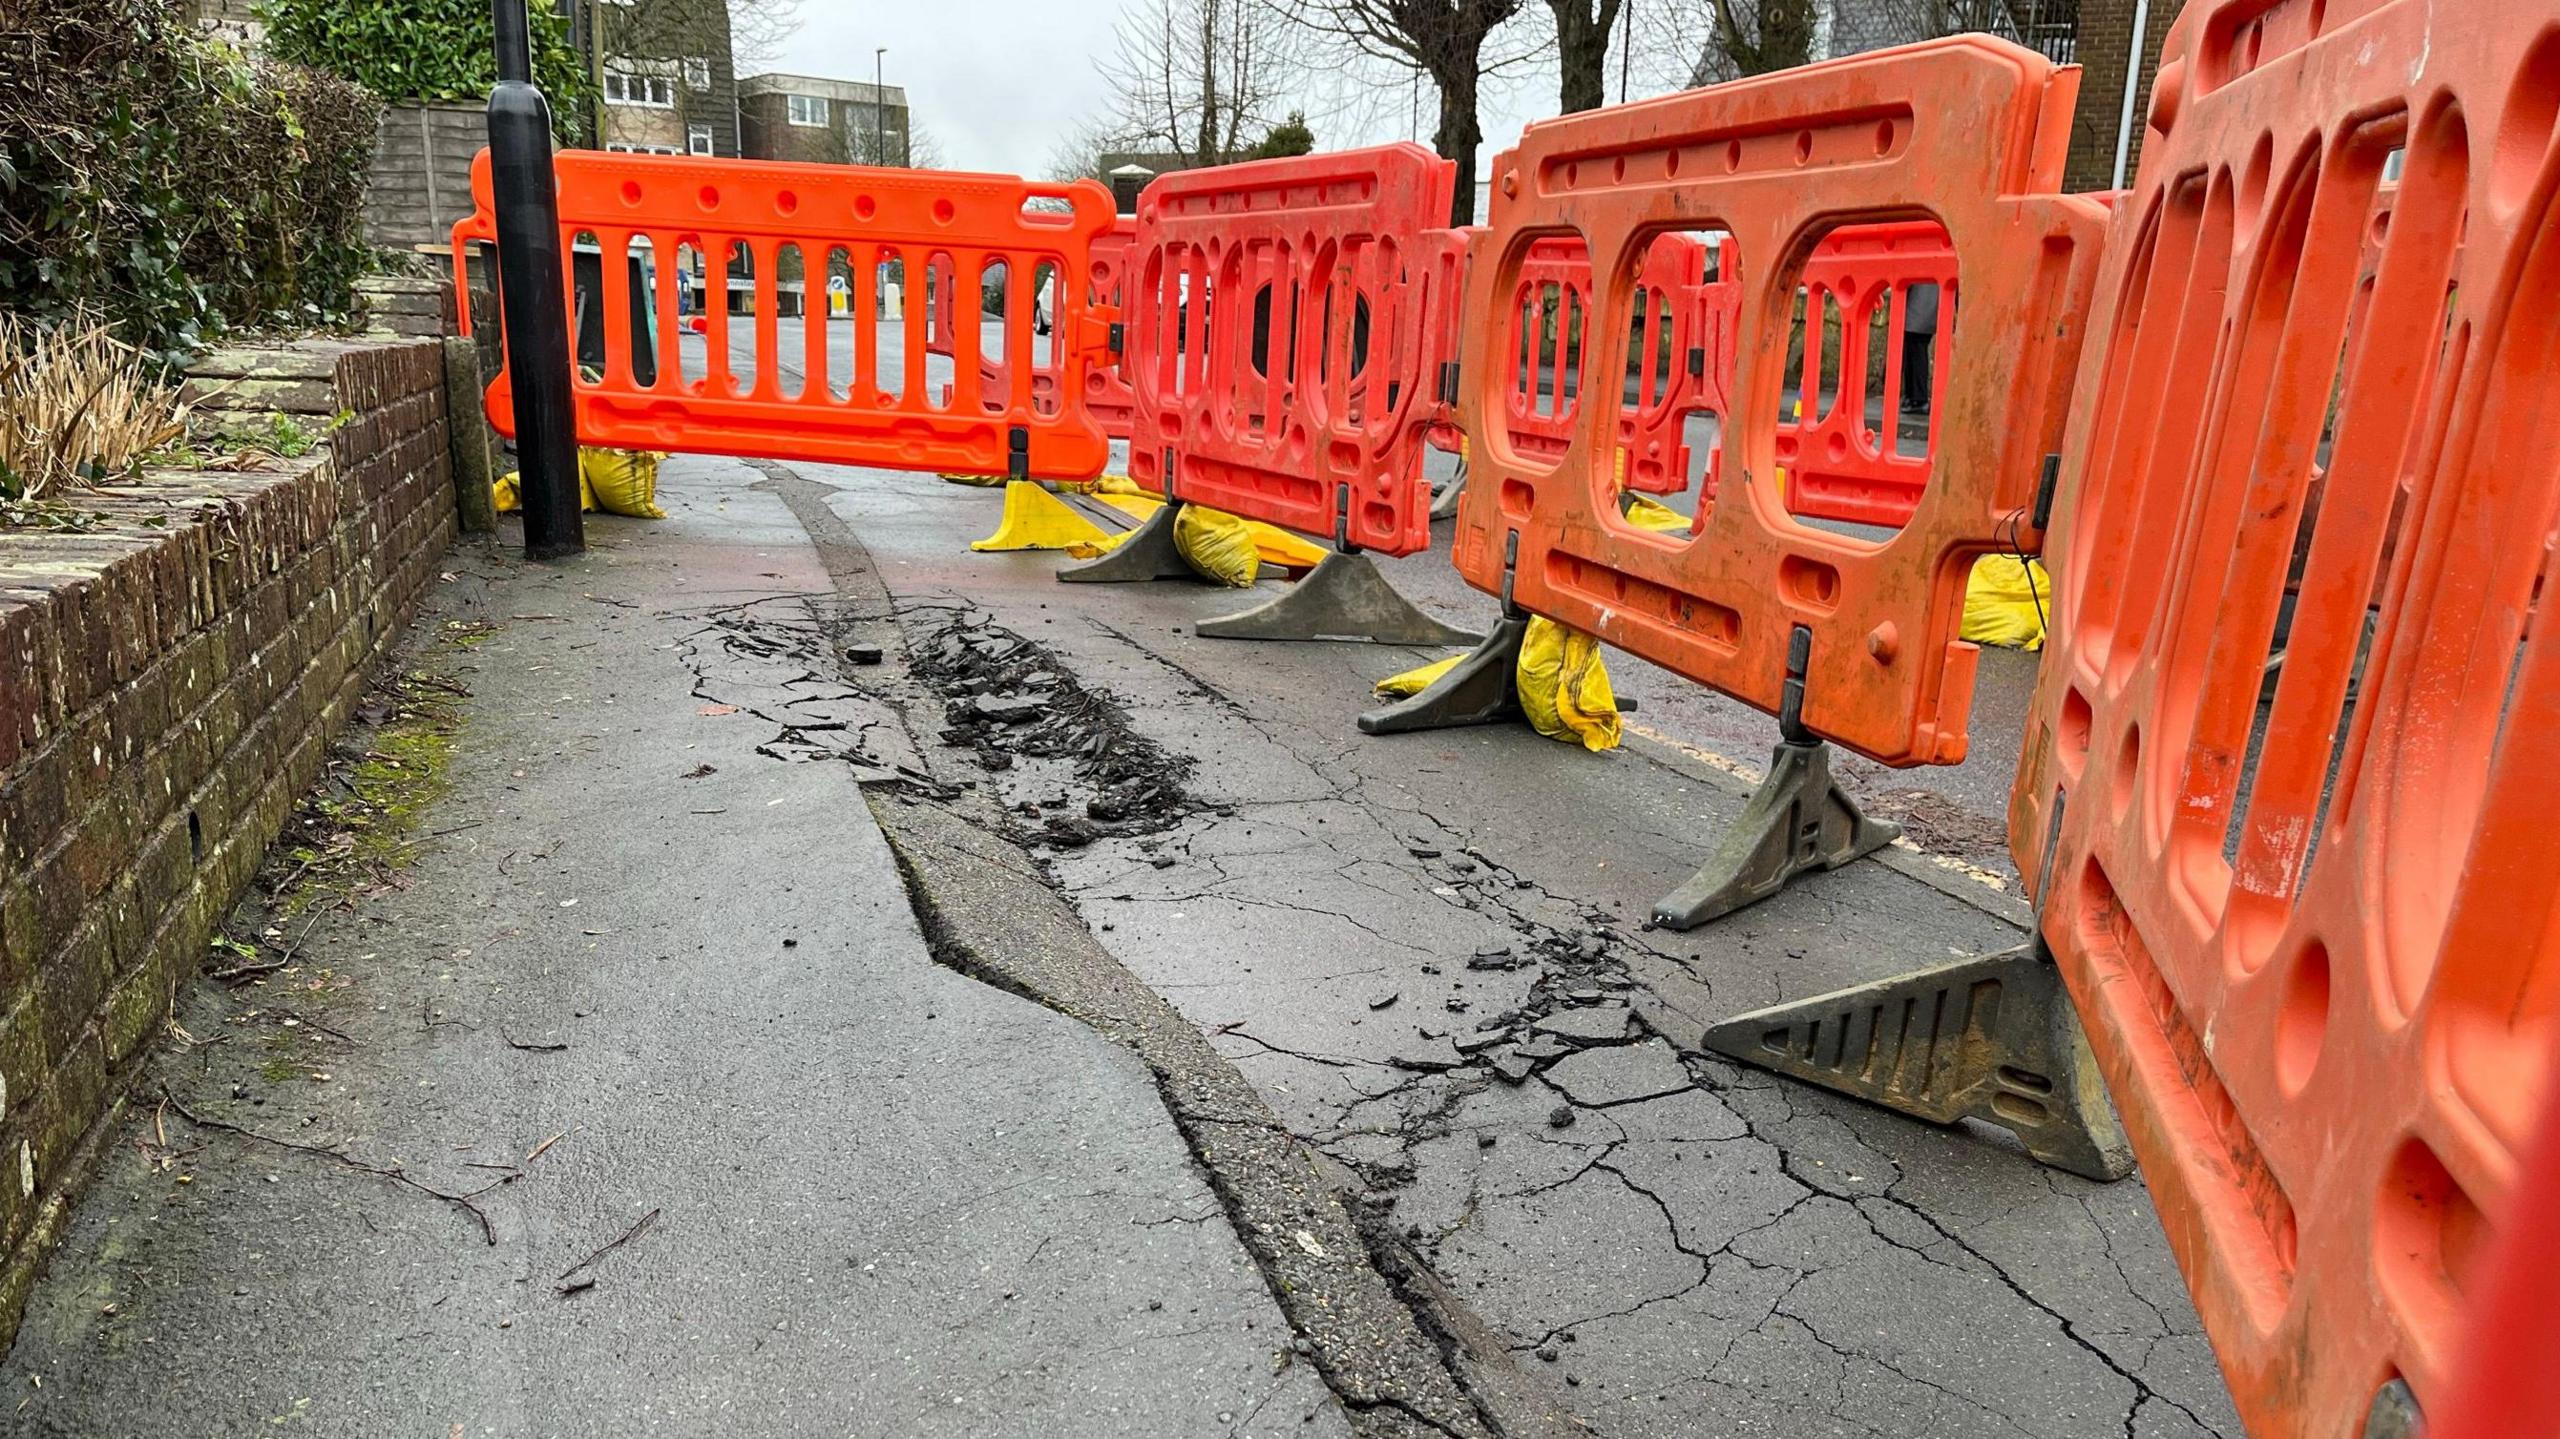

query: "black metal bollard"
left=487, top=0, right=584, bottom=560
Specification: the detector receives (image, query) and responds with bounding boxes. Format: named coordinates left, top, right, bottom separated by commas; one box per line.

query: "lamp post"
left=487, top=0, right=583, bottom=560
left=874, top=47, right=889, bottom=166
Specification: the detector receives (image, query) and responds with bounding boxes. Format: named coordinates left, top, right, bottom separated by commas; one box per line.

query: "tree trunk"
left=1549, top=0, right=1618, bottom=113
left=1432, top=62, right=1483, bottom=227
left=1196, top=0, right=1221, bottom=164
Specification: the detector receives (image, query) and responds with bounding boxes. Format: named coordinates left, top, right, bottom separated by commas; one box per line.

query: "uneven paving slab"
left=792, top=459, right=2244, bottom=1439
left=1, top=466, right=1344, bottom=1438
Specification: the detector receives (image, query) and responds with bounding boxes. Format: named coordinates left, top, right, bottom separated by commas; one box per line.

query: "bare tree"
left=1094, top=0, right=1312, bottom=167
left=1276, top=0, right=1543, bottom=225
left=1546, top=0, right=1625, bottom=111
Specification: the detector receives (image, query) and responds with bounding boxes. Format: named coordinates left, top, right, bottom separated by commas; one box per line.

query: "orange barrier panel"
left=450, top=150, right=1119, bottom=479
left=1773, top=220, right=1955, bottom=530
left=2008, top=2, right=2559, bottom=1434
left=1124, top=144, right=1466, bottom=555
left=1450, top=36, right=2103, bottom=766
left=923, top=220, right=1136, bottom=445
left=1494, top=234, right=1724, bottom=502
left=2429, top=1033, right=2560, bottom=1439
left=1083, top=217, right=1139, bottom=444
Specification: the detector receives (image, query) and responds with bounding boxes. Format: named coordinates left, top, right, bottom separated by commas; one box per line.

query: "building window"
left=688, top=123, right=714, bottom=156
left=683, top=57, right=711, bottom=90
left=604, top=67, right=674, bottom=108
left=605, top=141, right=684, bottom=156
left=786, top=93, right=828, bottom=127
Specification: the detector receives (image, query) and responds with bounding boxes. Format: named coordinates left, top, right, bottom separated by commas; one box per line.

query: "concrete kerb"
left=745, top=457, right=1578, bottom=1439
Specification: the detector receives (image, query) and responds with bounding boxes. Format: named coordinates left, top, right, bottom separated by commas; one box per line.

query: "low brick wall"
left=0, top=338, right=459, bottom=1342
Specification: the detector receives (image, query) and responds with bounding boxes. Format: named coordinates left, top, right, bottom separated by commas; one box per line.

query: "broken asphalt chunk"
left=1543, top=1038, right=1695, bottom=1107
left=972, top=693, right=1042, bottom=724
left=1531, top=1004, right=1635, bottom=1045
left=1390, top=1036, right=1465, bottom=1072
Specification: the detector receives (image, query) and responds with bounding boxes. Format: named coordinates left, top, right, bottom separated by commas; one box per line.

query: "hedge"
left=260, top=0, right=593, bottom=138
left=0, top=0, right=382, bottom=359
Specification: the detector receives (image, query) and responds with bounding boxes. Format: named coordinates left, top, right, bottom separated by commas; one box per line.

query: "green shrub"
left=0, top=0, right=383, bottom=359
left=260, top=0, right=593, bottom=139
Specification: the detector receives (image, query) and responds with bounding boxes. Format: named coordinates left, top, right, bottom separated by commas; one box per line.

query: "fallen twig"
left=275, top=1010, right=361, bottom=1045
left=158, top=1086, right=506, bottom=1245
left=526, top=1131, right=570, bottom=1163
left=556, top=1207, right=661, bottom=1292
left=499, top=1026, right=568, bottom=1053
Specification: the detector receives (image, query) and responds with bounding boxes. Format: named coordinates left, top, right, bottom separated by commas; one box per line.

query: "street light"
left=874, top=47, right=888, bottom=167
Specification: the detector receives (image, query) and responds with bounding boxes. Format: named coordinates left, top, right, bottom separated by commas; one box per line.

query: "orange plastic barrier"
left=450, top=150, right=1119, bottom=479
left=1450, top=36, right=2103, bottom=766
left=1124, top=144, right=1466, bottom=555
left=1494, top=234, right=1722, bottom=502
left=2007, top=3, right=2559, bottom=1435
left=1774, top=220, right=1955, bottom=530
left=1082, top=217, right=1139, bottom=443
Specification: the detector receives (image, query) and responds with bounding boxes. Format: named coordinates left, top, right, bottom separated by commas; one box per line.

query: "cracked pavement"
left=783, top=452, right=2242, bottom=1439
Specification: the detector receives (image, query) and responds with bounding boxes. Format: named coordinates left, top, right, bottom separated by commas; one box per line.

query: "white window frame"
left=687, top=123, right=714, bottom=156
left=604, top=67, right=675, bottom=109
left=605, top=141, right=684, bottom=156
left=786, top=93, right=829, bottom=128
left=683, top=57, right=711, bottom=91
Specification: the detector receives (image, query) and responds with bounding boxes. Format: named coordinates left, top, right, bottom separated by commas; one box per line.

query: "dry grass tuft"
left=0, top=313, right=192, bottom=504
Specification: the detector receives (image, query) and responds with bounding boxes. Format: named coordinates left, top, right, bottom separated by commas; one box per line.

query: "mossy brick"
left=98, top=873, right=147, bottom=977
left=18, top=858, right=82, bottom=982
left=0, top=992, right=42, bottom=1123
left=131, top=814, right=193, bottom=925
left=34, top=919, right=111, bottom=1060
left=101, top=961, right=169, bottom=1068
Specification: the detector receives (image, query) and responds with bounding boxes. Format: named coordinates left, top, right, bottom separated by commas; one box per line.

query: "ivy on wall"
left=260, top=0, right=595, bottom=140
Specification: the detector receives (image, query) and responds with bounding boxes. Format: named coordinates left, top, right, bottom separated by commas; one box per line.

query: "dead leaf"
left=697, top=704, right=739, bottom=716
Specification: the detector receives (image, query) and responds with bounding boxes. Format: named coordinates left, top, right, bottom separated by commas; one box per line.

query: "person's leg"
left=1900, top=329, right=1932, bottom=415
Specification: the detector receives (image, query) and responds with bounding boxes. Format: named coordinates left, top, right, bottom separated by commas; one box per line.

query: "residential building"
left=739, top=74, right=910, bottom=166
left=575, top=0, right=740, bottom=157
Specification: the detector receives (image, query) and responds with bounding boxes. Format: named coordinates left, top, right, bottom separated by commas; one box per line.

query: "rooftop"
left=737, top=72, right=908, bottom=106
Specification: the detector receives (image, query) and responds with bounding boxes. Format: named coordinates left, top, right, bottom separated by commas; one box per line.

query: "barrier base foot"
left=1699, top=940, right=2134, bottom=1182
left=1652, top=739, right=1897, bottom=928
left=1197, top=551, right=1481, bottom=645
left=1057, top=500, right=1189, bottom=582
left=971, top=481, right=1115, bottom=553
left=1355, top=614, right=1528, bottom=735
left=1429, top=459, right=1467, bottom=520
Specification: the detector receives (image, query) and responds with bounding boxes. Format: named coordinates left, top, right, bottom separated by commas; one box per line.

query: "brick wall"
left=2068, top=0, right=2193, bottom=192
left=0, top=338, right=459, bottom=1343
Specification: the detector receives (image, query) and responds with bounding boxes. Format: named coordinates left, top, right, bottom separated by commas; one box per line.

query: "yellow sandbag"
left=581, top=447, right=668, bottom=518
left=492, top=466, right=597, bottom=513
left=1962, top=554, right=2050, bottom=651
left=1374, top=655, right=1461, bottom=698
left=1369, top=617, right=1619, bottom=752
left=1174, top=504, right=1260, bottom=587
left=939, top=471, right=1007, bottom=487
left=1624, top=494, right=1688, bottom=532
left=1517, top=617, right=1621, bottom=752
left=1067, top=499, right=1329, bottom=578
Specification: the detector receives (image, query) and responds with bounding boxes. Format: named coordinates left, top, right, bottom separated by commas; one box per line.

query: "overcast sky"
left=745, top=2, right=1704, bottom=186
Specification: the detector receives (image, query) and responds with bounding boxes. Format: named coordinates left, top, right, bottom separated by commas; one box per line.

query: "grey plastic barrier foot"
left=1197, top=550, right=1482, bottom=645
left=1699, top=940, right=2135, bottom=1181
left=1057, top=500, right=1191, bottom=583
left=1355, top=614, right=1529, bottom=735
left=1651, top=738, right=1897, bottom=928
